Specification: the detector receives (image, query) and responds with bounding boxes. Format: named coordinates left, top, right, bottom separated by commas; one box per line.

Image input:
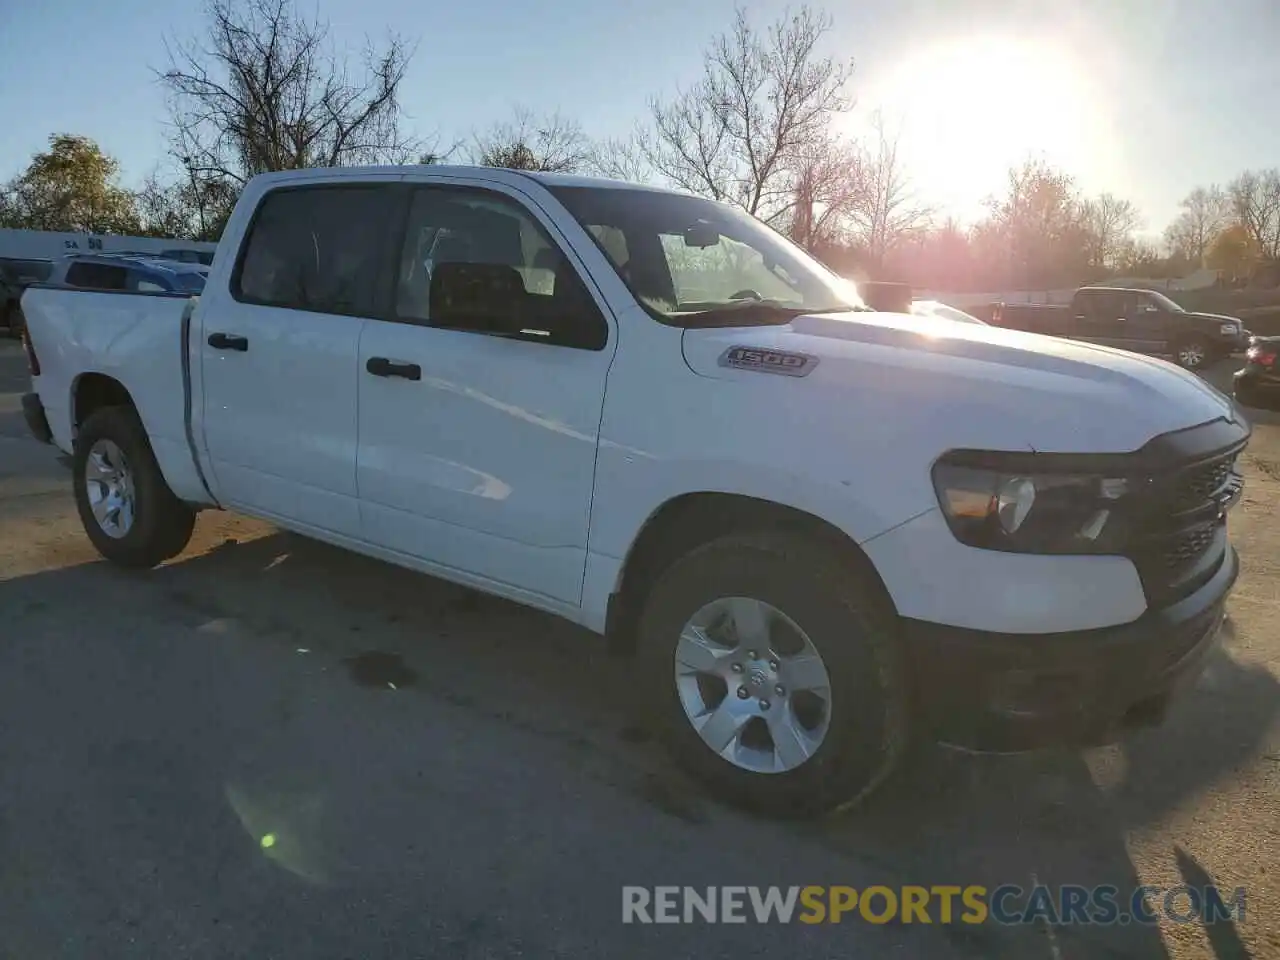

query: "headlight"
left=1220, top=323, right=1239, bottom=336
left=932, top=456, right=1134, bottom=554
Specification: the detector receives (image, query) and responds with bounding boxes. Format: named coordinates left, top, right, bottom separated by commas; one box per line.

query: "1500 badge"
left=718, top=346, right=819, bottom=377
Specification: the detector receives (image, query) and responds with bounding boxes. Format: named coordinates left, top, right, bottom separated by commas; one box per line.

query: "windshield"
left=545, top=185, right=865, bottom=325
left=1144, top=290, right=1184, bottom=313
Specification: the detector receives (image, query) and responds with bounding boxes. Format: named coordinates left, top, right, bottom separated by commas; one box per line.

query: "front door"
left=356, top=180, right=616, bottom=605
left=1124, top=292, right=1173, bottom=355
left=199, top=180, right=399, bottom=538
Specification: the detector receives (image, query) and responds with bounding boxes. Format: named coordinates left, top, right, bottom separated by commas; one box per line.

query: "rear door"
left=198, top=179, right=400, bottom=538
left=1072, top=291, right=1125, bottom=348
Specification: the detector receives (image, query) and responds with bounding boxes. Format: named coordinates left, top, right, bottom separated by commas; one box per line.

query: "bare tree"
left=785, top=133, right=866, bottom=252
left=1164, top=186, right=1229, bottom=265
left=1227, top=168, right=1280, bottom=261
left=133, top=171, right=194, bottom=238
left=1079, top=192, right=1140, bottom=272
left=585, top=134, right=655, bottom=183
left=985, top=158, right=1086, bottom=289
left=848, top=113, right=931, bottom=266
left=472, top=106, right=590, bottom=172
left=641, top=6, right=853, bottom=222
left=160, top=0, right=422, bottom=187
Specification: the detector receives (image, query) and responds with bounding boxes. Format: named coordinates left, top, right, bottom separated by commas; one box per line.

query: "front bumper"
left=902, top=544, right=1238, bottom=752
left=21, top=391, right=52, bottom=445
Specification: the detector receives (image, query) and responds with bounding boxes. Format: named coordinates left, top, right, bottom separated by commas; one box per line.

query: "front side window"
left=1143, top=291, right=1183, bottom=313
left=235, top=186, right=390, bottom=317
left=394, top=186, right=607, bottom=350
left=546, top=185, right=865, bottom=327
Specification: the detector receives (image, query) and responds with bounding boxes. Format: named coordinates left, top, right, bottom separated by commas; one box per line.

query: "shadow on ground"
left=2, top=527, right=1273, bottom=959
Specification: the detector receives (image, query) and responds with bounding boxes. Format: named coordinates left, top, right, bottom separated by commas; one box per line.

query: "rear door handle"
left=208, top=332, right=248, bottom=351
left=366, top=357, right=422, bottom=381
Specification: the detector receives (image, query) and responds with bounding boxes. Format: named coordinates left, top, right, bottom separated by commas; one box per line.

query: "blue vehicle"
left=47, top=253, right=208, bottom=296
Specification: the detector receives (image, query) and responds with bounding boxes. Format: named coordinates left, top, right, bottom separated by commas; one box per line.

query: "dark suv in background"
left=993, top=286, right=1250, bottom=370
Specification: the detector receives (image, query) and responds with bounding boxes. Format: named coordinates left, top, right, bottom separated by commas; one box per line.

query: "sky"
left=1, top=0, right=1277, bottom=234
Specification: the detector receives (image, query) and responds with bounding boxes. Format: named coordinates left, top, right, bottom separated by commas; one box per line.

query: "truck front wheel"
left=635, top=532, right=908, bottom=818
left=1173, top=334, right=1211, bottom=370
left=73, top=406, right=196, bottom=568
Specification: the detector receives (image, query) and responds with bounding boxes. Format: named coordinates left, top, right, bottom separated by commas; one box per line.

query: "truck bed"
left=20, top=286, right=212, bottom=504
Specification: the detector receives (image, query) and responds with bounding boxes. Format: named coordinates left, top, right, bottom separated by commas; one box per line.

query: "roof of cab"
left=243, top=164, right=677, bottom=194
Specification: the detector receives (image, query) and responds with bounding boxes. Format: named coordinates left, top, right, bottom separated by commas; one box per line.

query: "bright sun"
left=851, top=36, right=1112, bottom=221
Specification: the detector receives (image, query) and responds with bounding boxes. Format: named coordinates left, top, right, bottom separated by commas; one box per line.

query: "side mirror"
left=428, top=262, right=526, bottom=334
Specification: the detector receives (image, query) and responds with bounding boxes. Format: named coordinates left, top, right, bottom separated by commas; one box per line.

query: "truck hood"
left=1182, top=316, right=1244, bottom=330
left=681, top=310, right=1238, bottom=453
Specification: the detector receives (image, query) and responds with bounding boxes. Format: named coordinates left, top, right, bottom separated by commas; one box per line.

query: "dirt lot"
left=1, top=340, right=1277, bottom=959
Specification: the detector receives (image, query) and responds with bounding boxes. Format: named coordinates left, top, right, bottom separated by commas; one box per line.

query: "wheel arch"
left=605, top=491, right=898, bottom=655
left=71, top=371, right=136, bottom=438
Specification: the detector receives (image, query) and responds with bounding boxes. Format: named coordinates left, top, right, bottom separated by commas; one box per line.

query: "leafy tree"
left=0, top=134, right=140, bottom=233
left=1206, top=223, right=1258, bottom=280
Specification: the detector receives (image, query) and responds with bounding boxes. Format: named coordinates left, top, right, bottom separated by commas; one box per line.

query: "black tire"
left=635, top=532, right=909, bottom=818
left=73, top=406, right=196, bottom=568
left=1172, top=334, right=1211, bottom=370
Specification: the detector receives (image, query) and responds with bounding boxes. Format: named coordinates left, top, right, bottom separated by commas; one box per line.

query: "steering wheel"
left=729, top=289, right=763, bottom=301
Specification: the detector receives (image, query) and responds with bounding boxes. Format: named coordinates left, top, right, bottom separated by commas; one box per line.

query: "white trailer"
left=0, top=228, right=217, bottom=265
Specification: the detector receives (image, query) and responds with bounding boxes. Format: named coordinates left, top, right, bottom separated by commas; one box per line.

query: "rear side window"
left=64, top=261, right=128, bottom=290
left=234, top=186, right=390, bottom=317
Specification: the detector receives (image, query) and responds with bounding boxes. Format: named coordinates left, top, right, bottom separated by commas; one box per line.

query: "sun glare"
left=853, top=36, right=1112, bottom=220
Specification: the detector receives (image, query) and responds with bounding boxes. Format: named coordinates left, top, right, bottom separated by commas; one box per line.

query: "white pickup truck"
left=19, top=166, right=1250, bottom=817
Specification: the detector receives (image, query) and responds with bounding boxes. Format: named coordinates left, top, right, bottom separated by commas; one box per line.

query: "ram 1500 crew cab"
left=19, top=166, right=1250, bottom=817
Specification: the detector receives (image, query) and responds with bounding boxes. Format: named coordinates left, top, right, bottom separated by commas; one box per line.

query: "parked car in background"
left=160, top=248, right=216, bottom=266
left=992, top=286, right=1250, bottom=369
left=19, top=165, right=1249, bottom=818
left=45, top=253, right=208, bottom=295
left=910, top=299, right=987, bottom=325
left=1233, top=336, right=1280, bottom=409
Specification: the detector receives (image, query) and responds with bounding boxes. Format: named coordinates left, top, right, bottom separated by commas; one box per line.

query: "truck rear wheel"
left=73, top=406, right=196, bottom=568
left=634, top=531, right=908, bottom=818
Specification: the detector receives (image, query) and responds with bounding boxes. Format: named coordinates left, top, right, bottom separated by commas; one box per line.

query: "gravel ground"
left=1, top=340, right=1277, bottom=959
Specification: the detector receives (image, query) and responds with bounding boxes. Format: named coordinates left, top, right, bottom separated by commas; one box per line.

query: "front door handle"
left=208, top=332, right=248, bottom=351
left=366, top=357, right=422, bottom=381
